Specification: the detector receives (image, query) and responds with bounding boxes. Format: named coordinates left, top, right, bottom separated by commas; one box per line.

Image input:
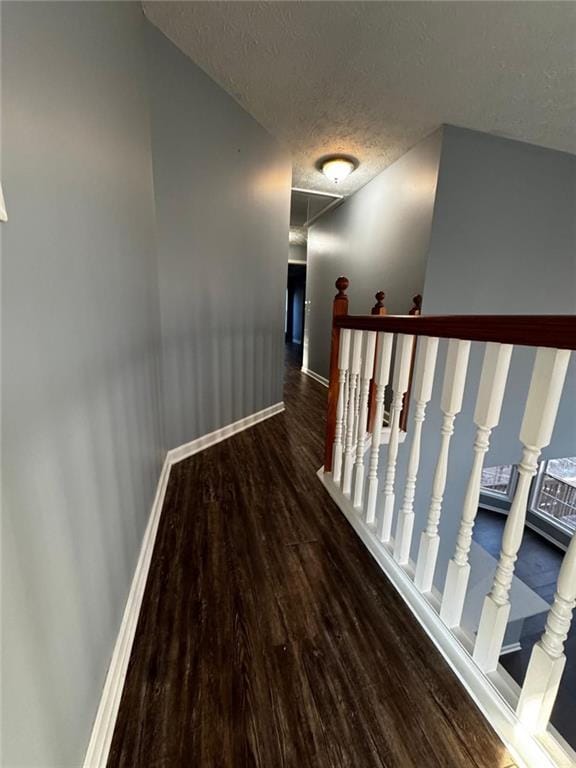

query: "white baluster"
left=517, top=533, right=576, bottom=733
left=353, top=332, right=377, bottom=508
left=440, top=343, right=513, bottom=627
left=393, top=337, right=439, bottom=564
left=414, top=339, right=471, bottom=592
left=473, top=347, right=571, bottom=672
left=342, top=331, right=363, bottom=495
left=376, top=334, right=414, bottom=543
left=352, top=375, right=361, bottom=453
left=332, top=329, right=351, bottom=484
left=365, top=333, right=394, bottom=525
left=342, top=374, right=349, bottom=440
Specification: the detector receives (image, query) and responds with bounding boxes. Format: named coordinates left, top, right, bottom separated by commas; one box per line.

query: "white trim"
left=493, top=666, right=576, bottom=765
left=500, top=641, right=522, bottom=656
left=301, top=367, right=329, bottom=388
left=318, top=469, right=576, bottom=768
left=479, top=501, right=510, bottom=515
left=84, top=401, right=284, bottom=767
left=291, top=186, right=342, bottom=200
left=523, top=518, right=569, bottom=552
left=167, top=402, right=284, bottom=464
left=83, top=454, right=172, bottom=768
left=288, top=259, right=307, bottom=265
left=380, top=426, right=407, bottom=445
left=290, top=187, right=344, bottom=226
left=529, top=507, right=574, bottom=541
left=0, top=182, right=7, bottom=222
left=304, top=197, right=342, bottom=227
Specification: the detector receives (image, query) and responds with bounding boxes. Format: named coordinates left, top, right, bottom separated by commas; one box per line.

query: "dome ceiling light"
left=321, top=156, right=357, bottom=184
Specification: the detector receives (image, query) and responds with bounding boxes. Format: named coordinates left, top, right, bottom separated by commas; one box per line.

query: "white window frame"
left=480, top=464, right=518, bottom=502
left=529, top=460, right=576, bottom=538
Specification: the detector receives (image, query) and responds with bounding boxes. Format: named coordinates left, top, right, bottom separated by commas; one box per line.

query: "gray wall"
left=423, top=125, right=576, bottom=315
left=289, top=242, right=307, bottom=262
left=305, top=129, right=443, bottom=378
left=145, top=23, right=291, bottom=448
left=1, top=4, right=163, bottom=766
left=401, top=126, right=576, bottom=585
left=1, top=5, right=290, bottom=767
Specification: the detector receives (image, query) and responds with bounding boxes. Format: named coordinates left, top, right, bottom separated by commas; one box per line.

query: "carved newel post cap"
left=410, top=294, right=423, bottom=315
left=335, top=276, right=349, bottom=297
left=374, top=291, right=386, bottom=309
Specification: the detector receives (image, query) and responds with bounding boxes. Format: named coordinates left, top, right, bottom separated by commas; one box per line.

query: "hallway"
left=108, top=351, right=516, bottom=767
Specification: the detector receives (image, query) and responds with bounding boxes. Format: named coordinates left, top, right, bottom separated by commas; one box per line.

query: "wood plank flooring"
left=109, top=347, right=516, bottom=767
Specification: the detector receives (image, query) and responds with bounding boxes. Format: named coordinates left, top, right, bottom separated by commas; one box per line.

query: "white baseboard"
left=301, top=367, right=329, bottom=387
left=83, top=454, right=172, bottom=768
left=167, top=401, right=284, bottom=464
left=500, top=641, right=522, bottom=655
left=83, top=401, right=284, bottom=767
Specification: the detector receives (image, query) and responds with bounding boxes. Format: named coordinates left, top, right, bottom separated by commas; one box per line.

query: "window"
left=480, top=459, right=574, bottom=548
left=531, top=457, right=576, bottom=534
left=481, top=464, right=515, bottom=497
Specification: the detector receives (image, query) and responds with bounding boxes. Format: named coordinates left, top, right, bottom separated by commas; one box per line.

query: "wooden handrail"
left=325, top=275, right=573, bottom=485
left=334, top=314, right=576, bottom=350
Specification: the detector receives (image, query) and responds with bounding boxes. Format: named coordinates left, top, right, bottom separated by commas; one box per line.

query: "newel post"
left=399, top=294, right=422, bottom=432
left=367, top=291, right=387, bottom=433
left=409, top=294, right=422, bottom=316
left=372, top=290, right=387, bottom=316
left=324, top=277, right=349, bottom=472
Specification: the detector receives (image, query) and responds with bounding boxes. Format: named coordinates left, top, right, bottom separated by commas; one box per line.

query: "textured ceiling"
left=143, top=1, right=576, bottom=195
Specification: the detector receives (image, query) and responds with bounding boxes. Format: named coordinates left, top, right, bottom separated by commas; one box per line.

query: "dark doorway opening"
left=285, top=263, right=306, bottom=361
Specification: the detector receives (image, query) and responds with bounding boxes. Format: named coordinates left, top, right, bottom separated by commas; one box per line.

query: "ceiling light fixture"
left=321, top=157, right=357, bottom=184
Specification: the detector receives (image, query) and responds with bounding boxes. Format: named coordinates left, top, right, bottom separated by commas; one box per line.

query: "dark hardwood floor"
left=109, top=347, right=516, bottom=767
left=474, top=509, right=575, bottom=746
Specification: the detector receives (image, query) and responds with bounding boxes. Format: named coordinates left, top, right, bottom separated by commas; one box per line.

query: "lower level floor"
left=474, top=509, right=575, bottom=745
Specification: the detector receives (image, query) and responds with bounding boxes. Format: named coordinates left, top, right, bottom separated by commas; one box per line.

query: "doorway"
left=285, top=263, right=306, bottom=361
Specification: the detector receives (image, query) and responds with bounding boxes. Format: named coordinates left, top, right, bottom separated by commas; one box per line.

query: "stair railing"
left=321, top=276, right=576, bottom=768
